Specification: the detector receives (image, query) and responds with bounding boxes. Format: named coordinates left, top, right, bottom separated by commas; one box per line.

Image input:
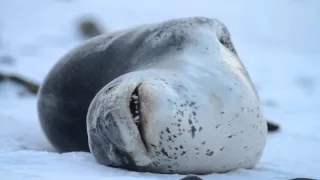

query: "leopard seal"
left=37, top=16, right=268, bottom=175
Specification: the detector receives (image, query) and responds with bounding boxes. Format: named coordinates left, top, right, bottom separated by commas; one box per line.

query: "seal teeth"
left=129, top=85, right=141, bottom=124
left=129, top=84, right=148, bottom=150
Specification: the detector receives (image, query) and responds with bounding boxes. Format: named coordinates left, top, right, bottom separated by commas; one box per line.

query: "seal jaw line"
left=129, top=83, right=148, bottom=151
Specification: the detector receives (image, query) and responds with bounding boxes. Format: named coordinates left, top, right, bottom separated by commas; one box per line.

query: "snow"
left=0, top=0, right=320, bottom=179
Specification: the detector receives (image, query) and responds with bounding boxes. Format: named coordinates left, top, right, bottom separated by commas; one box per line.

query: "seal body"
left=37, top=17, right=268, bottom=175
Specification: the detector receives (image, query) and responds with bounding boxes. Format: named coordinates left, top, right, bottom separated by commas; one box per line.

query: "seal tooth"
left=129, top=83, right=145, bottom=127
left=133, top=115, right=140, bottom=123
left=132, top=94, right=138, bottom=99
left=130, top=87, right=141, bottom=123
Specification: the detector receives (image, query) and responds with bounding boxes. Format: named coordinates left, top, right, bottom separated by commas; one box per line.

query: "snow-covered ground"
left=0, top=0, right=320, bottom=179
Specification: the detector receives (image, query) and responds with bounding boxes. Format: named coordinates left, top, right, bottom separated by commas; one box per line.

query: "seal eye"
left=218, top=37, right=237, bottom=55
left=218, top=38, right=228, bottom=48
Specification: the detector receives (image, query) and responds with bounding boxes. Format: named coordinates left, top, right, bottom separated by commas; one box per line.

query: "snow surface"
left=0, top=0, right=320, bottom=179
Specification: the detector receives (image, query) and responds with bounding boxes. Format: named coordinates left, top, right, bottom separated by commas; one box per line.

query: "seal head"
left=86, top=17, right=267, bottom=174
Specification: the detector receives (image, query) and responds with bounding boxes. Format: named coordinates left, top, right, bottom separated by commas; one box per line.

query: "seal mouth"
left=130, top=84, right=141, bottom=124
left=129, top=83, right=148, bottom=150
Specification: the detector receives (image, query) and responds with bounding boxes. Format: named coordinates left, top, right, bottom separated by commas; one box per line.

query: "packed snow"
left=0, top=0, right=320, bottom=179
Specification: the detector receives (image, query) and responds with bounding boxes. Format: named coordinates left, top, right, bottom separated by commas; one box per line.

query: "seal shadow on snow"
left=177, top=176, right=319, bottom=180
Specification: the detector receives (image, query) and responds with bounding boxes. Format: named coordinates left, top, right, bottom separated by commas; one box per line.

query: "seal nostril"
left=129, top=83, right=148, bottom=150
